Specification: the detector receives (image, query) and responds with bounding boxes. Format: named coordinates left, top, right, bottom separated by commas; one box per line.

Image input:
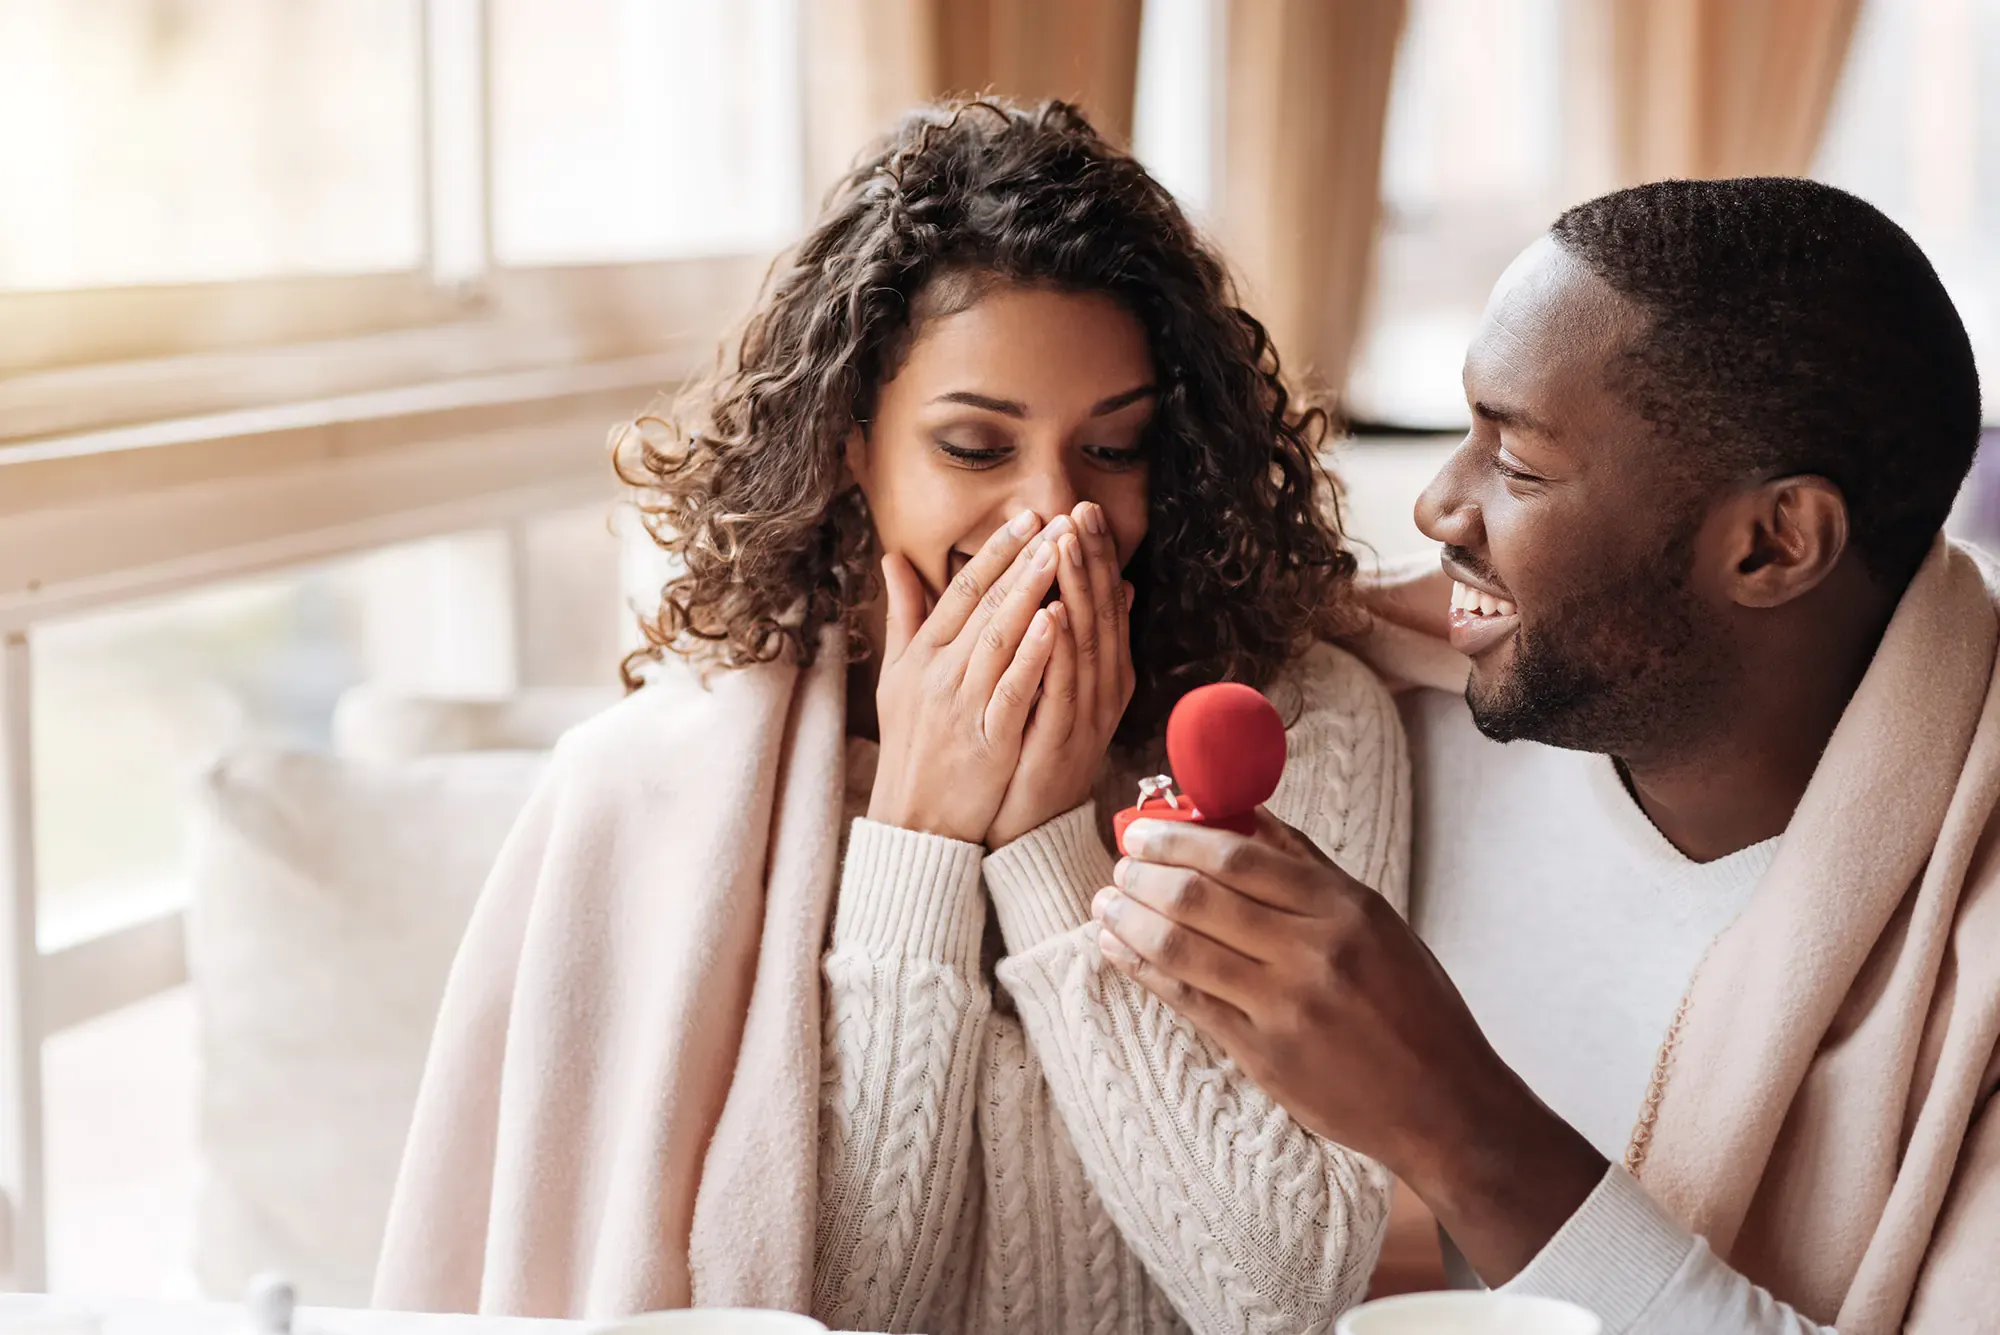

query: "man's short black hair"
left=1551, top=177, right=1982, bottom=589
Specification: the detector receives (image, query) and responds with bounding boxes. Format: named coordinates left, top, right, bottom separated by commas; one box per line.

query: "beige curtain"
left=801, top=0, right=1144, bottom=206
left=1604, top=0, right=1865, bottom=181
left=1216, top=0, right=1408, bottom=398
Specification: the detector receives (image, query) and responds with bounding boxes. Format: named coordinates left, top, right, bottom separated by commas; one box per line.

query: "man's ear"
left=1714, top=475, right=1850, bottom=610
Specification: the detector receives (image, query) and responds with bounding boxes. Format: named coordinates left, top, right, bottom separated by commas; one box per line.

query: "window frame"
left=0, top=0, right=799, bottom=433
left=0, top=0, right=803, bottom=1292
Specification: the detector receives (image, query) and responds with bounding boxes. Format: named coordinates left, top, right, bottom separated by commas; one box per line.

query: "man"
left=1093, top=178, right=1998, bottom=1333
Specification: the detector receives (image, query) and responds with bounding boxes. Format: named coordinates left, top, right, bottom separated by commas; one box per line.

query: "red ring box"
left=1113, top=682, right=1286, bottom=855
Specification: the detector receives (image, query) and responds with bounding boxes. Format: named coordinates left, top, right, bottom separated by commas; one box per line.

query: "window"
left=3, top=0, right=798, bottom=1297
left=0, top=0, right=791, bottom=396
left=1347, top=0, right=1571, bottom=430
left=489, top=0, right=801, bottom=265
left=0, top=0, right=425, bottom=292
left=34, top=509, right=625, bottom=1296
left=33, top=569, right=370, bottom=952
left=1814, top=0, right=2000, bottom=421
left=1349, top=0, right=2000, bottom=431
left=1132, top=0, right=1220, bottom=220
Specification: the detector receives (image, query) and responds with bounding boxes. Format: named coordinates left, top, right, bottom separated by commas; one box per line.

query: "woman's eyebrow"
left=1091, top=385, right=1158, bottom=415
left=932, top=391, right=1027, bottom=416
left=930, top=386, right=1158, bottom=418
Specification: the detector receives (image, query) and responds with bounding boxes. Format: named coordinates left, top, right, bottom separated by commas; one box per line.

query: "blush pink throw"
left=372, top=636, right=847, bottom=1319
left=1355, top=539, right=2000, bottom=1332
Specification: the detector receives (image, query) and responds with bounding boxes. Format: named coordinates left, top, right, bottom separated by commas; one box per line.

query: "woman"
left=377, top=100, right=1409, bottom=1335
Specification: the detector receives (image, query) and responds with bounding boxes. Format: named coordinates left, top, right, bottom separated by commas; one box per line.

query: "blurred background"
left=0, top=0, right=1996, bottom=1305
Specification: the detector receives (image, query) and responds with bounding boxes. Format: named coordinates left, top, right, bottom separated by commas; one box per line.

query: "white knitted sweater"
left=811, top=643, right=1411, bottom=1335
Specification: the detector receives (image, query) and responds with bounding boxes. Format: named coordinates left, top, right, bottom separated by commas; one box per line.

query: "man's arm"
left=1504, top=1164, right=1829, bottom=1333
left=1093, top=810, right=1604, bottom=1281
left=1091, top=813, right=1842, bottom=1333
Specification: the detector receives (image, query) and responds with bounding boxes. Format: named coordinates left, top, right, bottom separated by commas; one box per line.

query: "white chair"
left=184, top=685, right=617, bottom=1305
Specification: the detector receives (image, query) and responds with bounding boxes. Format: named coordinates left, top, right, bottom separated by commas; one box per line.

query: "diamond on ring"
left=1135, top=774, right=1180, bottom=810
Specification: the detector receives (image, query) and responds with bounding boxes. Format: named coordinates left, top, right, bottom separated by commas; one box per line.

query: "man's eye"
left=1492, top=455, right=1543, bottom=483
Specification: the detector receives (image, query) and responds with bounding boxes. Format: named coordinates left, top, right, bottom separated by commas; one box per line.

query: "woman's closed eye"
left=1084, top=443, right=1147, bottom=471
left=935, top=437, right=1012, bottom=469
left=933, top=438, right=1148, bottom=472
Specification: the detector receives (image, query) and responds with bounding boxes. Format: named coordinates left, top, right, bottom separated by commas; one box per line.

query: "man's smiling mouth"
left=1450, top=579, right=1517, bottom=619
left=1446, top=578, right=1520, bottom=658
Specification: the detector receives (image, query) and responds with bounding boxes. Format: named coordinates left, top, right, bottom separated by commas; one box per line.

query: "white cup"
left=593, top=1311, right=827, bottom=1335
left=1337, top=1291, right=1601, bottom=1335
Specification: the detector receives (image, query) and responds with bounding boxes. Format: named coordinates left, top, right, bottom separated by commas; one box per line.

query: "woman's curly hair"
left=617, top=98, right=1363, bottom=745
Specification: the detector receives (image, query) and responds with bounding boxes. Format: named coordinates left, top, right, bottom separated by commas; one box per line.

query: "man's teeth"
left=1450, top=579, right=1518, bottom=618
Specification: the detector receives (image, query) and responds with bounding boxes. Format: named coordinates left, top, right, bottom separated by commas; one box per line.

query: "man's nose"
left=1414, top=440, right=1483, bottom=550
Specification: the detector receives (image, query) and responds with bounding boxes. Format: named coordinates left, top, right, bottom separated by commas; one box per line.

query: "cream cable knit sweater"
left=811, top=643, right=1411, bottom=1335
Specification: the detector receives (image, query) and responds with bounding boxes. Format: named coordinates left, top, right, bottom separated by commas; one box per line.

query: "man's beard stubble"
left=1464, top=527, right=1729, bottom=757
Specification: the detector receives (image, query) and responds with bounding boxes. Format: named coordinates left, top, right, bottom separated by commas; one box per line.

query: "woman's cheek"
left=1108, top=487, right=1150, bottom=570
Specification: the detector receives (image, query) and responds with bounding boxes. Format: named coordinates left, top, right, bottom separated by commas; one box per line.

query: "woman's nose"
left=1013, top=467, right=1082, bottom=529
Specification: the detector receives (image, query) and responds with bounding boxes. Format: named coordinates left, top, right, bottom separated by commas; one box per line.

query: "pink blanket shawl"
left=1355, top=540, right=2000, bottom=1331
left=372, top=635, right=847, bottom=1318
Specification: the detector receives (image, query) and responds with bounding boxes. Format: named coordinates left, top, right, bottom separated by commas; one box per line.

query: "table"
left=0, top=1298, right=882, bottom=1335
left=0, top=1297, right=577, bottom=1335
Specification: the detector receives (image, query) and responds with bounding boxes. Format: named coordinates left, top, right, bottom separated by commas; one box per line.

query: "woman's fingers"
left=920, top=509, right=1042, bottom=648
left=984, top=605, right=1057, bottom=743
left=1073, top=501, right=1129, bottom=713
left=1072, top=497, right=1136, bottom=719
left=1075, top=503, right=1134, bottom=715
left=1051, top=529, right=1098, bottom=721
left=962, top=523, right=1063, bottom=697
left=1030, top=600, right=1079, bottom=743
left=880, top=552, right=927, bottom=662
